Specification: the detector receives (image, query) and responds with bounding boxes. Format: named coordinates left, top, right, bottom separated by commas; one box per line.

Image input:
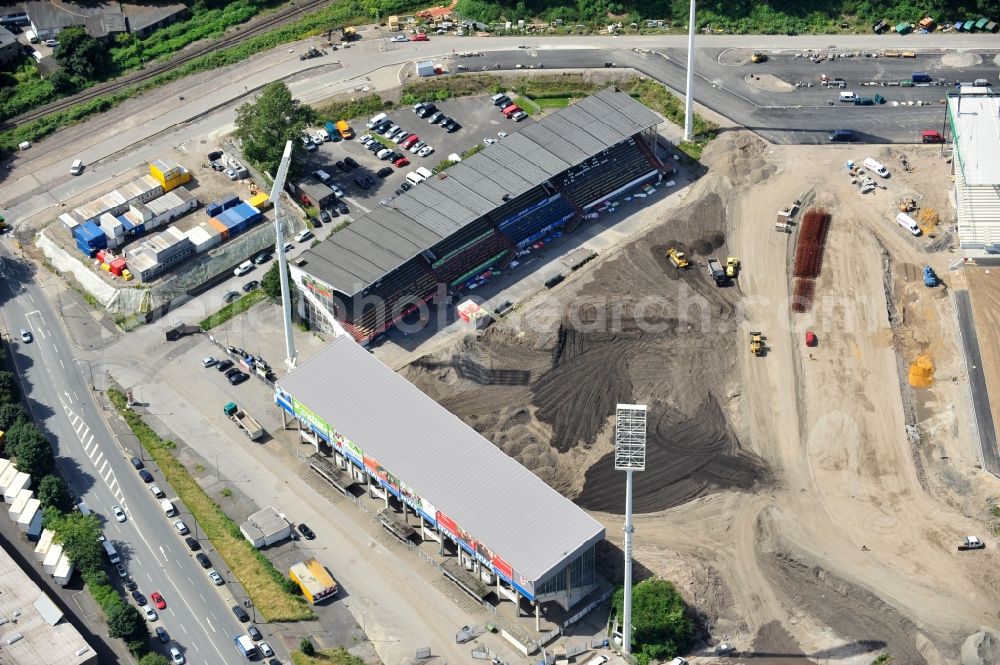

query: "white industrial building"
left=240, top=506, right=293, bottom=548
left=949, top=93, right=1000, bottom=255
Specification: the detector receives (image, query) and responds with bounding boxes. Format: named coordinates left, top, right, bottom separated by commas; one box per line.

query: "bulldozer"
left=899, top=196, right=917, bottom=213
left=726, top=256, right=740, bottom=278
left=751, top=52, right=768, bottom=63
left=667, top=248, right=690, bottom=269
left=749, top=331, right=764, bottom=356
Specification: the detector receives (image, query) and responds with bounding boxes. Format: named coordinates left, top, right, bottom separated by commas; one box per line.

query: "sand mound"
left=908, top=354, right=934, bottom=388
left=941, top=52, right=983, bottom=68
left=745, top=73, right=796, bottom=93
left=710, top=132, right=776, bottom=186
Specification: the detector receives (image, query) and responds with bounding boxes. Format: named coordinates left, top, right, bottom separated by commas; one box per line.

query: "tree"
left=37, top=475, right=74, bottom=512
left=107, top=603, right=148, bottom=643
left=0, top=403, right=28, bottom=431
left=7, top=421, right=53, bottom=477
left=47, top=69, right=78, bottom=94
left=46, top=510, right=104, bottom=574
left=138, top=655, right=171, bottom=665
left=6, top=420, right=45, bottom=456
left=56, top=27, right=110, bottom=80
left=261, top=261, right=294, bottom=299
left=234, top=82, right=315, bottom=177
left=299, top=638, right=316, bottom=656
left=0, top=370, right=20, bottom=404
left=611, top=577, right=694, bottom=665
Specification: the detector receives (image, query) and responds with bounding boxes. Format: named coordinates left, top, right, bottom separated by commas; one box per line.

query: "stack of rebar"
left=791, top=208, right=832, bottom=312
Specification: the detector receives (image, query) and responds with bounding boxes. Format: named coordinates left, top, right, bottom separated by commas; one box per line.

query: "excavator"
left=726, top=256, right=740, bottom=278
left=667, top=247, right=690, bottom=269
left=751, top=52, right=768, bottom=63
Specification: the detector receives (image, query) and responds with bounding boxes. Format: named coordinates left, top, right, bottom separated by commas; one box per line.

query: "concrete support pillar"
left=438, top=529, right=445, bottom=556
left=382, top=489, right=389, bottom=509
left=535, top=602, right=540, bottom=632
left=515, top=589, right=521, bottom=617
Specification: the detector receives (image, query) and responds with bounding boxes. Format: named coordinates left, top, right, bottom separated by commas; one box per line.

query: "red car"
left=150, top=592, right=166, bottom=610
left=394, top=156, right=410, bottom=167
left=401, top=135, right=420, bottom=149
left=411, top=33, right=428, bottom=41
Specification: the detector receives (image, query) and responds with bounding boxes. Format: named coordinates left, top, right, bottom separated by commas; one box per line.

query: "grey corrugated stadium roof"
left=277, top=336, right=605, bottom=584
left=300, top=87, right=660, bottom=297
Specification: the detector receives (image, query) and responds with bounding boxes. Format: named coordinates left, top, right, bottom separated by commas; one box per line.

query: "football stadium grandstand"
left=290, top=87, right=668, bottom=342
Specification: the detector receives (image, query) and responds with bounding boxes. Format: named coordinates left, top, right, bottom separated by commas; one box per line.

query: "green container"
left=976, top=18, right=989, bottom=29
left=223, top=401, right=237, bottom=416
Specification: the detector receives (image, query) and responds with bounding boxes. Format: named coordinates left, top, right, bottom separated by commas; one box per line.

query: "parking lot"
left=301, top=95, right=536, bottom=213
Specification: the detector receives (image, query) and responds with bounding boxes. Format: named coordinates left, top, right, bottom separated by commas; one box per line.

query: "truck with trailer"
left=234, top=634, right=258, bottom=658
left=224, top=402, right=264, bottom=441
left=289, top=559, right=338, bottom=604
left=707, top=258, right=727, bottom=285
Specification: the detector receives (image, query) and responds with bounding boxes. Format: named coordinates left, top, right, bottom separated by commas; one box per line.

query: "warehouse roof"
left=277, top=336, right=605, bottom=584
left=949, top=95, right=1000, bottom=186
left=300, top=87, right=661, bottom=297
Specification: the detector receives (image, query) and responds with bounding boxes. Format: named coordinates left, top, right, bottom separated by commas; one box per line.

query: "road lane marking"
left=59, top=358, right=64, bottom=368
left=160, top=545, right=167, bottom=561
left=99, top=459, right=108, bottom=475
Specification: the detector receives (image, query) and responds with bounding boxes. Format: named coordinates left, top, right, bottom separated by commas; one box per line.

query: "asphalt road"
left=0, top=242, right=250, bottom=665
left=953, top=289, right=1000, bottom=475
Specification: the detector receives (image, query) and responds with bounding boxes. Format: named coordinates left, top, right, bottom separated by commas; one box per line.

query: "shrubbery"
left=611, top=577, right=695, bottom=665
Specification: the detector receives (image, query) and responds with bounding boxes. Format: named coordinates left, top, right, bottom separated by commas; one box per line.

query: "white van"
left=415, top=166, right=434, bottom=180
left=896, top=212, right=921, bottom=236
left=160, top=499, right=177, bottom=517
left=863, top=157, right=889, bottom=178
left=233, top=261, right=254, bottom=277
left=839, top=91, right=857, bottom=102
left=70, top=159, right=84, bottom=175
left=77, top=502, right=92, bottom=515
left=367, top=112, right=388, bottom=129
left=102, top=540, right=121, bottom=564
left=406, top=172, right=426, bottom=185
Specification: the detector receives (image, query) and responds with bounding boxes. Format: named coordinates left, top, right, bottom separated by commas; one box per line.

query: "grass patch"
left=511, top=96, right=538, bottom=115
left=369, top=134, right=394, bottom=149
left=107, top=389, right=313, bottom=622
left=534, top=96, right=571, bottom=109
left=291, top=647, right=365, bottom=665
left=329, top=220, right=350, bottom=235
left=199, top=289, right=266, bottom=330
left=313, top=95, right=392, bottom=124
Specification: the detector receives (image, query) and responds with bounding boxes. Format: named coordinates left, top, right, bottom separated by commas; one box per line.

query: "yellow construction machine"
left=667, top=248, right=690, bottom=269
left=751, top=52, right=768, bottom=63
left=749, top=331, right=764, bottom=356
left=726, top=256, right=740, bottom=278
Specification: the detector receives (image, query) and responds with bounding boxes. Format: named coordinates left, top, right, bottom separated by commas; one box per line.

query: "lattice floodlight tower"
left=614, top=403, right=646, bottom=655
left=269, top=140, right=297, bottom=372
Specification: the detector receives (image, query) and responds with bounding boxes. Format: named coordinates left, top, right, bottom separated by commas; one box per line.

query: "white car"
left=282, top=242, right=294, bottom=253
left=170, top=646, right=185, bottom=664
left=392, top=132, right=410, bottom=145
left=295, top=229, right=314, bottom=243
left=173, top=520, right=189, bottom=535
left=391, top=35, right=408, bottom=42
left=19, top=329, right=31, bottom=343
left=259, top=641, right=274, bottom=657
left=376, top=148, right=393, bottom=160
left=358, top=134, right=371, bottom=143
left=224, top=168, right=238, bottom=180
left=329, top=183, right=345, bottom=197
left=150, top=484, right=165, bottom=499
left=417, top=145, right=435, bottom=157
left=112, top=505, right=126, bottom=523
left=483, top=137, right=497, bottom=146
left=498, top=131, right=508, bottom=138
left=408, top=141, right=425, bottom=153
left=208, top=569, right=225, bottom=585
left=143, top=605, right=158, bottom=622
left=202, top=356, right=216, bottom=367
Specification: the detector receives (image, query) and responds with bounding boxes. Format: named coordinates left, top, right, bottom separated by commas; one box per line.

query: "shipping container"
left=8, top=487, right=31, bottom=520
left=186, top=223, right=222, bottom=253
left=43, top=543, right=63, bottom=573
left=110, top=258, right=127, bottom=276
left=206, top=201, right=223, bottom=217
left=289, top=559, right=338, bottom=603
left=34, top=529, right=54, bottom=561
left=0, top=463, right=17, bottom=495
left=4, top=471, right=31, bottom=502
left=208, top=218, right=230, bottom=240
left=220, top=193, right=240, bottom=211
left=52, top=553, right=75, bottom=586
left=249, top=192, right=270, bottom=209
left=17, top=497, right=41, bottom=535
left=150, top=158, right=191, bottom=192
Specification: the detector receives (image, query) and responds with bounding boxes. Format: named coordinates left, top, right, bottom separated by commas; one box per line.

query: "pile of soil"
left=405, top=190, right=771, bottom=514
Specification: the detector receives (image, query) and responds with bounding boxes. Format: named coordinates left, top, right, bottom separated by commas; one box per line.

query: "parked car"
left=436, top=115, right=451, bottom=126
left=391, top=35, right=408, bottom=42
left=247, top=625, right=263, bottom=641
left=195, top=552, right=211, bottom=568
left=223, top=291, right=241, bottom=304
left=156, top=627, right=169, bottom=643
left=408, top=141, right=425, bottom=154
left=483, top=137, right=497, bottom=146
left=259, top=642, right=274, bottom=658
left=232, top=605, right=250, bottom=622
left=138, top=469, right=154, bottom=483
left=216, top=359, right=234, bottom=372
left=377, top=148, right=393, bottom=160
left=417, top=145, right=434, bottom=157
left=511, top=111, right=527, bottom=122
left=173, top=520, right=189, bottom=535
left=392, top=132, right=411, bottom=145
left=335, top=160, right=349, bottom=172
left=150, top=484, right=165, bottom=499
left=131, top=591, right=146, bottom=606
left=298, top=523, right=316, bottom=539
left=202, top=357, right=217, bottom=368
left=498, top=131, right=508, bottom=138
left=417, top=104, right=437, bottom=118
left=337, top=202, right=350, bottom=215
left=400, top=181, right=413, bottom=192
left=143, top=606, right=158, bottom=622
left=115, top=564, right=128, bottom=578
left=377, top=167, right=393, bottom=178
left=367, top=142, right=382, bottom=153
left=445, top=121, right=461, bottom=132
left=224, top=169, right=238, bottom=180
left=112, top=505, right=126, bottom=522
left=354, top=176, right=371, bottom=189
left=319, top=209, right=331, bottom=223
left=428, top=111, right=443, bottom=123
left=184, top=536, right=200, bottom=551
left=295, top=229, right=314, bottom=243
left=253, top=252, right=272, bottom=265
left=242, top=280, right=259, bottom=292
left=209, top=569, right=225, bottom=585
left=169, top=646, right=185, bottom=664
left=228, top=371, right=250, bottom=385
left=130, top=457, right=144, bottom=469
left=151, top=592, right=166, bottom=610
left=401, top=135, right=420, bottom=149
left=394, top=156, right=410, bottom=167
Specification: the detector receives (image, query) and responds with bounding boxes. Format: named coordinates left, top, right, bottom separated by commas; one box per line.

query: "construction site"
left=399, top=131, right=1000, bottom=663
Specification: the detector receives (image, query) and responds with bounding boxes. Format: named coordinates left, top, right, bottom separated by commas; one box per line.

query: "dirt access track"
left=404, top=133, right=1000, bottom=664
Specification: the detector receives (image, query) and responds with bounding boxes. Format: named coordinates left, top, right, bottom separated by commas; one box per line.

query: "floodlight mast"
left=268, top=140, right=297, bottom=371
left=614, top=403, right=647, bottom=655
left=684, top=0, right=696, bottom=141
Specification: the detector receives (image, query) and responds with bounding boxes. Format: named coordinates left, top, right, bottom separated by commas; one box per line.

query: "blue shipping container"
left=219, top=194, right=240, bottom=211
left=206, top=201, right=223, bottom=217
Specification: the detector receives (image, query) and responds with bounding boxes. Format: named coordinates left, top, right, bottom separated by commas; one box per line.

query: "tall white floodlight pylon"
left=268, top=140, right=297, bottom=371
left=614, top=403, right=647, bottom=655
left=684, top=0, right=696, bottom=141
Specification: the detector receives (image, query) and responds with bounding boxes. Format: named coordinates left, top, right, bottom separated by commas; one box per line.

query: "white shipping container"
left=17, top=498, right=41, bottom=534
left=99, top=212, right=124, bottom=237
left=0, top=464, right=17, bottom=495
left=43, top=543, right=63, bottom=572
left=8, top=487, right=32, bottom=520
left=4, top=472, right=31, bottom=503
left=34, top=529, right=54, bottom=561
left=186, top=223, right=222, bottom=253
left=59, top=212, right=80, bottom=230
left=53, top=553, right=75, bottom=586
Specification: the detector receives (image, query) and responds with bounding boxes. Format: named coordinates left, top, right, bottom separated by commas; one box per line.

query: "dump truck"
left=224, top=402, right=264, bottom=441
left=749, top=331, right=764, bottom=356
left=336, top=119, right=353, bottom=140
left=726, top=256, right=740, bottom=278
left=289, top=559, right=338, bottom=603
left=958, top=536, right=985, bottom=551
left=707, top=258, right=727, bottom=285
left=923, top=266, right=939, bottom=287
left=667, top=248, right=689, bottom=269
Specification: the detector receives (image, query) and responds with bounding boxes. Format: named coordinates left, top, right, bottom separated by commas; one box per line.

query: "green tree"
left=611, top=577, right=694, bottom=665
left=47, top=70, right=78, bottom=94
left=56, top=27, right=110, bottom=80
left=6, top=420, right=45, bottom=456
left=7, top=421, right=53, bottom=477
left=299, top=638, right=316, bottom=656
left=234, top=82, right=315, bottom=177
left=107, top=603, right=148, bottom=643
left=138, top=654, right=171, bottom=665
left=261, top=261, right=282, bottom=299
left=0, top=370, right=21, bottom=404
left=46, top=509, right=104, bottom=574
left=37, top=475, right=74, bottom=512
left=0, top=403, right=28, bottom=431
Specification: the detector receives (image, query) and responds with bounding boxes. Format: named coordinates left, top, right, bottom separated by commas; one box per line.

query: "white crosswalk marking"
left=59, top=397, right=124, bottom=522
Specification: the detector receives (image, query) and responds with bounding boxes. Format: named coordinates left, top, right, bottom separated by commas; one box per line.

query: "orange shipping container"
left=208, top=217, right=229, bottom=240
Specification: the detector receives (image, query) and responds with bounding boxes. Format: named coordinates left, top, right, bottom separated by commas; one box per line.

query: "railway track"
left=4, top=0, right=331, bottom=128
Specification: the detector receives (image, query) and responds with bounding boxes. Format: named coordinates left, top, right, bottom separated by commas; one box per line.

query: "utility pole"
left=683, top=0, right=697, bottom=141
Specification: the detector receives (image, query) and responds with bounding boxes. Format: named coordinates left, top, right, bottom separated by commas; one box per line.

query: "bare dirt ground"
left=404, top=133, right=1000, bottom=663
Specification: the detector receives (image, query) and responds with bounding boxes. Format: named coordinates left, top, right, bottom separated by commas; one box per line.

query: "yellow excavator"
left=726, top=256, right=740, bottom=278
left=667, top=247, right=690, bottom=269
left=749, top=331, right=764, bottom=356
left=751, top=52, right=768, bottom=63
